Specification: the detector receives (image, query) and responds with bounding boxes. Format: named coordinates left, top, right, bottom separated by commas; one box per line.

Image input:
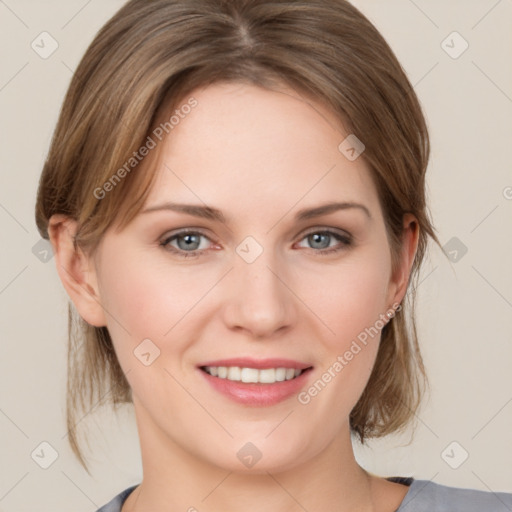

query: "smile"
left=201, top=366, right=306, bottom=384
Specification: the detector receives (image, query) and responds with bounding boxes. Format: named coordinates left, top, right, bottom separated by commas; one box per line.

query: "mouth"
left=200, top=365, right=310, bottom=384
left=197, top=358, right=314, bottom=406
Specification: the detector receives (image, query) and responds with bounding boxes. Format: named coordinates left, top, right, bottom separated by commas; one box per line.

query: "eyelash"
left=159, top=228, right=352, bottom=259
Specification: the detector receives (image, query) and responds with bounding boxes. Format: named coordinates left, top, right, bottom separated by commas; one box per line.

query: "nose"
left=222, top=244, right=297, bottom=339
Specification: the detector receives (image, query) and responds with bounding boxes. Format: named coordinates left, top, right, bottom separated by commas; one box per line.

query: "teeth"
left=275, top=368, right=286, bottom=381
left=241, top=367, right=259, bottom=383
left=228, top=366, right=241, bottom=381
left=203, top=366, right=304, bottom=384
left=258, top=368, right=276, bottom=383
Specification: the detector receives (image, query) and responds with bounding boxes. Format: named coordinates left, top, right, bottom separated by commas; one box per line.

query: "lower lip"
left=198, top=368, right=313, bottom=406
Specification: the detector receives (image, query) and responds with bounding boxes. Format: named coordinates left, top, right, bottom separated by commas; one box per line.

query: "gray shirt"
left=96, top=477, right=512, bottom=511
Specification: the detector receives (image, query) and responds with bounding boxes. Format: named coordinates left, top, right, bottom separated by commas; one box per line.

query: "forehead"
left=145, top=82, right=380, bottom=219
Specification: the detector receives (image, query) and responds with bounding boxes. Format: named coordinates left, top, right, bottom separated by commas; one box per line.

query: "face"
left=85, top=82, right=411, bottom=473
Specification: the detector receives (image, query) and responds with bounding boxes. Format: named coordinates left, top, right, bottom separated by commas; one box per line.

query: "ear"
left=48, top=214, right=107, bottom=327
left=386, top=213, right=420, bottom=307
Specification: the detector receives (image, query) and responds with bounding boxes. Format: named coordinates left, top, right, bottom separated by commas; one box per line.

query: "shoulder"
left=398, top=479, right=512, bottom=512
left=96, top=485, right=138, bottom=512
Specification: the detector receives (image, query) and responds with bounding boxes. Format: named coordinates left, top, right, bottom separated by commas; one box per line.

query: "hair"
left=35, top=0, right=442, bottom=472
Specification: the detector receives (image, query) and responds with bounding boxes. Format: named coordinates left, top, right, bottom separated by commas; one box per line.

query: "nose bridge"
left=225, top=235, right=295, bottom=336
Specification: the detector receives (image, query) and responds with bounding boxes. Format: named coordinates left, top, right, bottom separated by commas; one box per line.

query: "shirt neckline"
left=386, top=476, right=415, bottom=512
left=116, top=477, right=416, bottom=511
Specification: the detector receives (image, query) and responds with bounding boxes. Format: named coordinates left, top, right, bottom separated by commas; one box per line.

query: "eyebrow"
left=140, top=200, right=372, bottom=223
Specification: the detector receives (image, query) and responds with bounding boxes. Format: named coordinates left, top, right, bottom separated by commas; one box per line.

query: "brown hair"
left=35, top=0, right=441, bottom=472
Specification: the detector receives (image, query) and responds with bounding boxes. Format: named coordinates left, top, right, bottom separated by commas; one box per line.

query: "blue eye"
left=160, top=228, right=352, bottom=258
left=297, top=230, right=352, bottom=255
left=160, top=230, right=211, bottom=258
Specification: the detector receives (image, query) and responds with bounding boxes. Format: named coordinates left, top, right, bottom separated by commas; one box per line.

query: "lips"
left=198, top=357, right=311, bottom=370
left=197, top=358, right=313, bottom=406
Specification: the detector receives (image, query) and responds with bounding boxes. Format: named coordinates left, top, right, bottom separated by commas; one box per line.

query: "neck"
left=123, top=402, right=375, bottom=512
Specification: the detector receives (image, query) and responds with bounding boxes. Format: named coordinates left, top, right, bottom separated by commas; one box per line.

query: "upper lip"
left=198, top=358, right=312, bottom=370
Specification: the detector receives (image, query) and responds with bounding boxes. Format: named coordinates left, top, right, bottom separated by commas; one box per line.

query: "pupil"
left=310, top=233, right=328, bottom=249
left=179, top=234, right=199, bottom=250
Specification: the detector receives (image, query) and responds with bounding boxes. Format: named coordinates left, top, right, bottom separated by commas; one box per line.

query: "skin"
left=49, top=82, right=419, bottom=512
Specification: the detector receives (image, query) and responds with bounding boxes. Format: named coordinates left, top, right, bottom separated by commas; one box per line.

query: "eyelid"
left=160, top=225, right=353, bottom=259
left=160, top=225, right=352, bottom=244
left=160, top=227, right=214, bottom=241
left=159, top=229, right=214, bottom=260
left=299, top=225, right=352, bottom=240
left=294, top=227, right=353, bottom=254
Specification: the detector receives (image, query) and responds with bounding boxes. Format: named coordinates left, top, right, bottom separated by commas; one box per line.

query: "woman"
left=35, top=0, right=512, bottom=511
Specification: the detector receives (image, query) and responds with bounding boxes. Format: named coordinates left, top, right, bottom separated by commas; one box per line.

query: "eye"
left=296, top=229, right=352, bottom=255
left=159, top=227, right=352, bottom=259
left=160, top=230, right=214, bottom=258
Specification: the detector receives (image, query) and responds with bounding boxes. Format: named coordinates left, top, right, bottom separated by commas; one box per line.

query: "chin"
left=200, top=436, right=315, bottom=475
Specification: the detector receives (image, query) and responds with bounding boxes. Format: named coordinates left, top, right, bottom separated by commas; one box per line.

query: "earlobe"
left=388, top=213, right=420, bottom=307
left=48, top=214, right=107, bottom=327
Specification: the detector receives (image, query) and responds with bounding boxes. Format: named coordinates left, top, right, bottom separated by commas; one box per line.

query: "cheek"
left=305, top=252, right=391, bottom=349
left=297, top=246, right=392, bottom=408
left=98, top=247, right=173, bottom=326
left=95, top=250, right=199, bottom=408
left=98, top=258, right=163, bottom=334
left=295, top=262, right=390, bottom=418
left=96, top=248, right=215, bottom=365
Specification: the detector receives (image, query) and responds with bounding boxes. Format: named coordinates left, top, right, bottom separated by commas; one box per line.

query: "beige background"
left=1, top=0, right=511, bottom=510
